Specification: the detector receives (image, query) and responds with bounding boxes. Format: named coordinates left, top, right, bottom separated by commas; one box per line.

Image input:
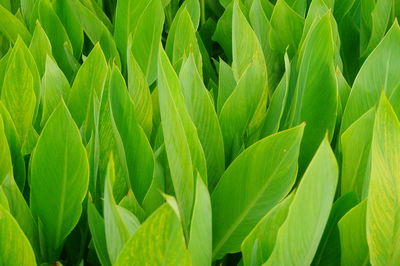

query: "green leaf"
left=104, top=155, right=140, bottom=263
left=88, top=199, right=111, bottom=266
left=30, top=102, right=89, bottom=261
left=249, top=0, right=283, bottom=91
left=142, top=155, right=166, bottom=215
left=231, top=0, right=268, bottom=146
left=269, top=0, right=304, bottom=57
left=115, top=203, right=191, bottom=265
left=29, top=21, right=52, bottom=76
left=166, top=8, right=202, bottom=75
left=0, top=102, right=26, bottom=191
left=67, top=44, right=108, bottom=127
left=1, top=38, right=36, bottom=149
left=219, top=62, right=265, bottom=162
left=114, top=0, right=164, bottom=84
left=341, top=22, right=400, bottom=133
left=217, top=58, right=236, bottom=114
left=312, top=192, right=358, bottom=266
left=341, top=108, right=375, bottom=200
left=98, top=79, right=129, bottom=203
left=179, top=55, right=225, bottom=190
left=70, top=0, right=121, bottom=66
left=0, top=116, right=12, bottom=183
left=41, top=56, right=71, bottom=128
left=0, top=4, right=31, bottom=45
left=213, top=2, right=234, bottom=60
left=338, top=200, right=369, bottom=266
left=293, top=13, right=337, bottom=170
left=265, top=138, right=338, bottom=265
left=188, top=176, right=212, bottom=266
left=360, top=0, right=393, bottom=57
left=127, top=44, right=153, bottom=137
left=232, top=1, right=266, bottom=80
left=261, top=53, right=290, bottom=137
left=366, top=94, right=400, bottom=265
left=158, top=46, right=207, bottom=230
left=212, top=124, right=304, bottom=259
left=241, top=192, right=294, bottom=266
left=38, top=0, right=75, bottom=79
left=53, top=0, right=84, bottom=59
left=0, top=205, right=36, bottom=265
left=1, top=173, right=40, bottom=258
left=109, top=66, right=154, bottom=203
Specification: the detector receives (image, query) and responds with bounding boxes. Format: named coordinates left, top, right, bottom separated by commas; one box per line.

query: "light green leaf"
left=213, top=2, right=234, bottom=60
left=341, top=22, right=400, bottom=133
left=0, top=4, right=31, bottom=45
left=189, top=176, right=212, bottom=266
left=114, top=0, right=164, bottom=84
left=219, top=62, right=265, bottom=162
left=360, top=0, right=393, bottom=57
left=180, top=55, right=225, bottom=190
left=67, top=44, right=107, bottom=127
left=127, top=44, right=153, bottom=137
left=0, top=116, right=12, bottom=183
left=88, top=199, right=111, bottom=266
left=217, top=58, right=236, bottom=114
left=98, top=80, right=129, bottom=203
left=109, top=66, right=154, bottom=203
left=231, top=0, right=268, bottom=146
left=104, top=155, right=140, bottom=263
left=115, top=203, right=191, bottom=265
left=265, top=138, right=338, bottom=266
left=293, top=13, right=337, bottom=170
left=269, top=0, right=304, bottom=57
left=0, top=102, right=26, bottom=191
left=29, top=21, right=52, bottom=76
left=367, top=94, right=400, bottom=265
left=250, top=0, right=283, bottom=91
left=212, top=124, right=304, bottom=259
left=70, top=0, right=121, bottom=66
left=158, top=46, right=207, bottom=229
left=38, top=0, right=75, bottom=79
left=232, top=1, right=266, bottom=80
left=53, top=0, right=84, bottom=59
left=338, top=200, right=369, bottom=266
left=261, top=53, right=290, bottom=137
left=41, top=56, right=71, bottom=128
left=312, top=192, right=358, bottom=266
left=241, top=192, right=294, bottom=266
left=1, top=39, right=36, bottom=148
left=341, top=108, right=375, bottom=200
left=166, top=8, right=202, bottom=75
left=30, top=102, right=89, bottom=261
left=0, top=205, right=36, bottom=266
left=1, top=173, right=40, bottom=258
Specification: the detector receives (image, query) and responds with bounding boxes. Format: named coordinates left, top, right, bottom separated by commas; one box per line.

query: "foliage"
left=0, top=0, right=399, bottom=265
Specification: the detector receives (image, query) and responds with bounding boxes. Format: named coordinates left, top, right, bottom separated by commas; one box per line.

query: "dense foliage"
left=0, top=0, right=399, bottom=265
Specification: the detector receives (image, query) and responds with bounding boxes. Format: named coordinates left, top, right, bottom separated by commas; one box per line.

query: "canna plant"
left=0, top=0, right=399, bottom=265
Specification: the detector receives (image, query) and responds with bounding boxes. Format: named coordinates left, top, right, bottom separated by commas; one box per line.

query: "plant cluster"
left=0, top=0, right=399, bottom=265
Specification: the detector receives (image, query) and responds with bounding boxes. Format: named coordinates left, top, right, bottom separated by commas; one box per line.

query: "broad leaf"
left=0, top=205, right=36, bottom=265
left=179, top=55, right=225, bottom=190
left=188, top=176, right=212, bottom=266
left=338, top=200, right=369, bottom=266
left=265, top=138, right=338, bottom=265
left=30, top=102, right=89, bottom=261
left=241, top=192, right=294, bottom=266
left=367, top=94, right=400, bottom=265
left=212, top=124, right=304, bottom=259
left=115, top=203, right=191, bottom=265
